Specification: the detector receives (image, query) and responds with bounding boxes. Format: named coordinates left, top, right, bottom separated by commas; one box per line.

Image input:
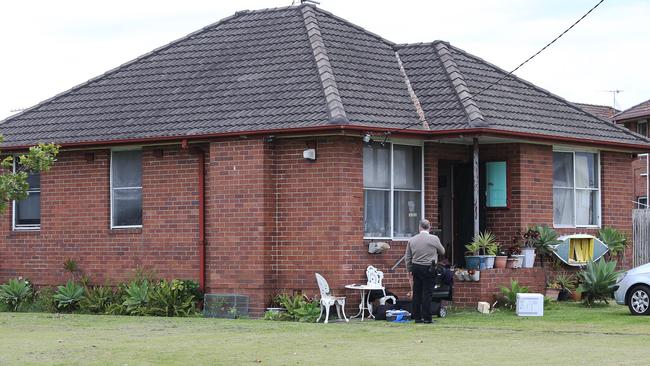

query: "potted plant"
left=521, top=228, right=540, bottom=268
left=471, top=231, right=498, bottom=270
left=465, top=236, right=482, bottom=270
left=484, top=241, right=499, bottom=269
left=545, top=279, right=561, bottom=301
left=494, top=247, right=508, bottom=269
left=508, top=245, right=524, bottom=268
left=555, top=274, right=577, bottom=301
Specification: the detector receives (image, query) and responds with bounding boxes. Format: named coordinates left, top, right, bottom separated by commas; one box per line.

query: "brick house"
left=2, top=5, right=649, bottom=312
left=612, top=99, right=650, bottom=207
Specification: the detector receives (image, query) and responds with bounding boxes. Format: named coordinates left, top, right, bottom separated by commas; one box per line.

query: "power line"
left=389, top=0, right=606, bottom=134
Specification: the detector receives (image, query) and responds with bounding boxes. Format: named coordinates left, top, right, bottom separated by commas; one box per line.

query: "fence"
left=633, top=209, right=650, bottom=267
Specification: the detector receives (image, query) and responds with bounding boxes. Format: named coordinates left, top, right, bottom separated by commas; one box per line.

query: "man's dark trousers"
left=411, top=263, right=434, bottom=322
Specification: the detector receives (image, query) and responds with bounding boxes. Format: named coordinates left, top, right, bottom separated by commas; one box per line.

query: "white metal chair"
left=315, top=273, right=349, bottom=323
left=365, top=266, right=397, bottom=315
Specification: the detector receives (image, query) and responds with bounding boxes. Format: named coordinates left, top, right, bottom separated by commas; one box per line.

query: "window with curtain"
left=553, top=151, right=600, bottom=227
left=13, top=161, right=41, bottom=229
left=363, top=143, right=422, bottom=239
left=111, top=150, right=143, bottom=228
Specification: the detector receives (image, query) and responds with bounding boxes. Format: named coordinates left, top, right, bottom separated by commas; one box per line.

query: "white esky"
left=0, top=0, right=648, bottom=120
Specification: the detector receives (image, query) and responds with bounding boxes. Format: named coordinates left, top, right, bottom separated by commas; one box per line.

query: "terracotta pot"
left=506, top=258, right=517, bottom=269
left=545, top=288, right=560, bottom=301
left=494, top=256, right=508, bottom=268
left=571, top=290, right=582, bottom=301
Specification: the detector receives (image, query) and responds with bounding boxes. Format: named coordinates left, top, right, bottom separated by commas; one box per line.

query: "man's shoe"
left=414, top=319, right=424, bottom=323
left=423, top=320, right=436, bottom=324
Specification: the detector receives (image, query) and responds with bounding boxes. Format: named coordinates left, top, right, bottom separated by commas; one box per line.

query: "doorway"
left=438, top=161, right=485, bottom=266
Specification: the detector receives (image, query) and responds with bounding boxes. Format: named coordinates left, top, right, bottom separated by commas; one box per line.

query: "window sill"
left=364, top=237, right=410, bottom=242
left=553, top=225, right=601, bottom=229
left=109, top=227, right=143, bottom=234
left=9, top=229, right=40, bottom=237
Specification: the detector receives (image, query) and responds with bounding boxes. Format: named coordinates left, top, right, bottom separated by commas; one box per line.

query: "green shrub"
left=0, top=278, right=33, bottom=312
left=466, top=232, right=497, bottom=255
left=147, top=280, right=196, bottom=317
left=577, top=260, right=620, bottom=306
left=598, top=227, right=628, bottom=258
left=29, top=287, right=57, bottom=313
left=123, top=280, right=150, bottom=316
left=498, top=280, right=529, bottom=310
left=273, top=294, right=321, bottom=322
left=53, top=281, right=85, bottom=312
left=80, top=286, right=119, bottom=314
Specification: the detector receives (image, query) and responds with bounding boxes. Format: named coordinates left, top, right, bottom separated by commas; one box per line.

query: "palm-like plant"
left=466, top=231, right=497, bottom=255
left=598, top=227, right=628, bottom=258
left=532, top=225, right=562, bottom=256
left=0, top=278, right=33, bottom=311
left=577, top=260, right=621, bottom=306
left=53, top=280, right=85, bottom=311
left=123, top=280, right=150, bottom=316
left=499, top=280, right=529, bottom=310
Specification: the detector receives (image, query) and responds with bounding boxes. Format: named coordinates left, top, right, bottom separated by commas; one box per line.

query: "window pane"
left=393, top=145, right=422, bottom=190
left=16, top=192, right=40, bottom=226
left=364, top=190, right=390, bottom=237
left=553, top=152, right=573, bottom=187
left=363, top=145, right=390, bottom=189
left=112, top=150, right=142, bottom=188
left=638, top=122, right=647, bottom=137
left=26, top=172, right=40, bottom=189
left=486, top=161, right=507, bottom=207
left=576, top=190, right=599, bottom=226
left=553, top=188, right=574, bottom=225
left=394, top=191, right=421, bottom=238
left=113, top=188, right=142, bottom=226
left=575, top=153, right=598, bottom=189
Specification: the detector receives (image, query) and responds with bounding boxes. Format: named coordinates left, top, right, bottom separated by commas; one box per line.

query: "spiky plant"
left=598, top=227, right=628, bottom=258
left=577, top=260, right=621, bottom=306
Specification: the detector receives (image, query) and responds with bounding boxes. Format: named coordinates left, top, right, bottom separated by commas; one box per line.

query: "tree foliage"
left=0, top=135, right=59, bottom=212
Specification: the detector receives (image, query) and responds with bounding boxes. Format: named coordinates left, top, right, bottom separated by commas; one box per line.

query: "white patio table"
left=344, top=283, right=384, bottom=320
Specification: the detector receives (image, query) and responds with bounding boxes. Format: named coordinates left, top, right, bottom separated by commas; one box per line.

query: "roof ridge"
left=309, top=6, right=396, bottom=47
left=300, top=6, right=348, bottom=124
left=433, top=42, right=488, bottom=128
left=447, top=43, right=650, bottom=144
left=613, top=98, right=650, bottom=119
left=574, top=101, right=618, bottom=110
left=0, top=9, right=251, bottom=127
left=394, top=51, right=429, bottom=130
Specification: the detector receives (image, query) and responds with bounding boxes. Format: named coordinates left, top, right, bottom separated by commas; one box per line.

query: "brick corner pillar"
left=205, top=138, right=276, bottom=315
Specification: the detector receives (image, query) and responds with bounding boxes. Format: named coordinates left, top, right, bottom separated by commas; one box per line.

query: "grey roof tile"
left=1, top=5, right=648, bottom=149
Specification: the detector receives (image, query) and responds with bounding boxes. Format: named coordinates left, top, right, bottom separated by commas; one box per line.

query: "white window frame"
left=12, top=158, right=41, bottom=231
left=639, top=154, right=648, bottom=177
left=110, top=148, right=143, bottom=229
left=552, top=148, right=601, bottom=229
left=363, top=140, right=425, bottom=241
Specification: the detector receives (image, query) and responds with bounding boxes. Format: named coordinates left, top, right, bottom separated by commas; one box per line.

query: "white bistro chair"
left=315, top=273, right=349, bottom=323
left=365, top=265, right=397, bottom=315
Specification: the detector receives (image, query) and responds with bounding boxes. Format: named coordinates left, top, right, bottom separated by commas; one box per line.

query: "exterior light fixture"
left=362, top=133, right=372, bottom=143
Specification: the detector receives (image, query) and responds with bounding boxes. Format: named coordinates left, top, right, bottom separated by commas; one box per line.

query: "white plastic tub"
left=516, top=293, right=544, bottom=316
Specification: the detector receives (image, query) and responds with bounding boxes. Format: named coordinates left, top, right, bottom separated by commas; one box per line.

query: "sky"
left=0, top=0, right=648, bottom=120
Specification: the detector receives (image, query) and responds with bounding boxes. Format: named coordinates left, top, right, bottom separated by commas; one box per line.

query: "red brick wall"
left=0, top=147, right=201, bottom=286
left=453, top=268, right=545, bottom=307
left=0, top=138, right=636, bottom=313
left=204, top=138, right=275, bottom=313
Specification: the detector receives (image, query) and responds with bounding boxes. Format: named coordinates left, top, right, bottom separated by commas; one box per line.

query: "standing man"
left=405, top=219, right=445, bottom=324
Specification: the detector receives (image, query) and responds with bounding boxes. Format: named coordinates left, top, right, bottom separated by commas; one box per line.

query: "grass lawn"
left=1, top=302, right=649, bottom=365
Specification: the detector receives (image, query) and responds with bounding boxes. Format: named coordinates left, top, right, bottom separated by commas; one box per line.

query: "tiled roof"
left=574, top=103, right=619, bottom=122
left=1, top=5, right=648, bottom=149
left=613, top=99, right=650, bottom=122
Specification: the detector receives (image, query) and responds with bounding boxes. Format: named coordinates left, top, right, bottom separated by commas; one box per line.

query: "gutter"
left=2, top=124, right=649, bottom=153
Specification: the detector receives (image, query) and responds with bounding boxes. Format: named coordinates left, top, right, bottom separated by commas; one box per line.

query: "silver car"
left=615, top=262, right=650, bottom=315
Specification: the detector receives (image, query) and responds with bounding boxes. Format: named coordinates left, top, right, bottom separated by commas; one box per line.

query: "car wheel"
left=628, top=285, right=650, bottom=315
